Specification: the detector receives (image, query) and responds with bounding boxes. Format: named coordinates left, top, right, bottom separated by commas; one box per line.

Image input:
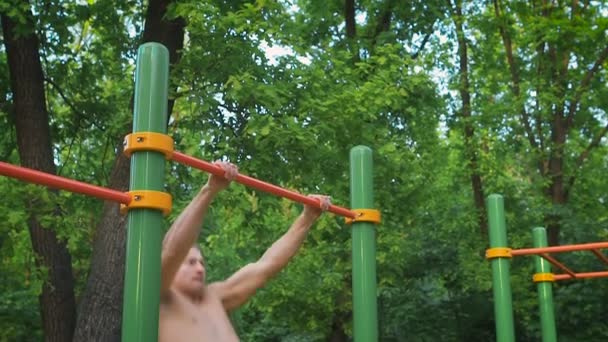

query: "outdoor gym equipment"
left=486, top=194, right=608, bottom=342
left=0, top=43, right=382, bottom=342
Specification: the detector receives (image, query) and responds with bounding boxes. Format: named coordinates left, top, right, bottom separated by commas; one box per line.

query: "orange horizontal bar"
left=0, top=161, right=131, bottom=204
left=172, top=152, right=357, bottom=218
left=511, top=242, right=608, bottom=256
left=554, top=271, right=608, bottom=281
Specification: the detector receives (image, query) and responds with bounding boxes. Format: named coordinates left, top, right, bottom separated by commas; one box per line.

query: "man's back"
left=159, top=287, right=239, bottom=342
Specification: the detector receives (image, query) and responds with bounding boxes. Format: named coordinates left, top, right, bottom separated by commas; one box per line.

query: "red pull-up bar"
left=511, top=242, right=608, bottom=256
left=172, top=152, right=357, bottom=218
left=1, top=154, right=357, bottom=218
left=511, top=242, right=608, bottom=281
left=554, top=271, right=608, bottom=281
left=0, top=161, right=132, bottom=204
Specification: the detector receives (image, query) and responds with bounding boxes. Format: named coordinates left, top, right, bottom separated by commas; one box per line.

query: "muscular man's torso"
left=159, top=287, right=239, bottom=342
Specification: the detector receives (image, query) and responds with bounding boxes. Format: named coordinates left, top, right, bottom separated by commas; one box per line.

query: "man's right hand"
left=302, top=194, right=331, bottom=221
left=205, top=161, right=238, bottom=194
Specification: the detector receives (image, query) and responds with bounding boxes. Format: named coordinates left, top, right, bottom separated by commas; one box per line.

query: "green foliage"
left=1, top=0, right=607, bottom=340
left=0, top=180, right=43, bottom=341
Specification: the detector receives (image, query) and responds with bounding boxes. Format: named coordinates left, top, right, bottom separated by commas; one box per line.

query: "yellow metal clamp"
left=533, top=273, right=555, bottom=283
left=485, top=247, right=513, bottom=259
left=120, top=190, right=172, bottom=217
left=345, top=209, right=382, bottom=224
left=123, top=132, right=174, bottom=159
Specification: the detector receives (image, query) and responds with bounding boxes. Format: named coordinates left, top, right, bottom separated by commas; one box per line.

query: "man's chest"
left=159, top=294, right=238, bottom=341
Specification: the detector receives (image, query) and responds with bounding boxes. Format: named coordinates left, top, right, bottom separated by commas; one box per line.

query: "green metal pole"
left=122, top=43, right=170, bottom=342
left=487, top=194, right=515, bottom=342
left=350, top=146, right=378, bottom=342
left=532, top=227, right=557, bottom=342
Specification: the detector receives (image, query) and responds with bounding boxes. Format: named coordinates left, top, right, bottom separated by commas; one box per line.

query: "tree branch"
left=493, top=0, right=538, bottom=150
left=370, top=0, right=395, bottom=51
left=411, top=32, right=432, bottom=60
left=344, top=0, right=356, bottom=39
left=571, top=0, right=579, bottom=18
left=43, top=77, right=82, bottom=177
left=565, top=44, right=608, bottom=129
left=449, top=0, right=488, bottom=236
left=344, top=0, right=359, bottom=63
left=216, top=102, right=246, bottom=137
left=535, top=40, right=546, bottom=170
left=44, top=77, right=105, bottom=132
left=566, top=121, right=608, bottom=196
left=446, top=0, right=456, bottom=17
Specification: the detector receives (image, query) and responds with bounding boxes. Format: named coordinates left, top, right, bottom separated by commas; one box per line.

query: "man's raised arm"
left=212, top=195, right=331, bottom=311
left=160, top=162, right=238, bottom=295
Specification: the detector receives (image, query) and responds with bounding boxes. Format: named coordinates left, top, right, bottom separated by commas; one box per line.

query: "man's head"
left=172, top=246, right=206, bottom=297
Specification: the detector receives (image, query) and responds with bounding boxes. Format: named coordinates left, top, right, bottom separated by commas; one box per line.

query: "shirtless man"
left=159, top=161, right=330, bottom=341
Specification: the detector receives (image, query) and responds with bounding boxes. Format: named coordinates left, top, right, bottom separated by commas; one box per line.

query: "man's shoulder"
left=206, top=281, right=226, bottom=298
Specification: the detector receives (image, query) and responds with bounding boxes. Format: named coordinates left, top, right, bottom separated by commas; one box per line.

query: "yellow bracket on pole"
left=345, top=209, right=381, bottom=224
left=533, top=272, right=555, bottom=283
left=485, top=247, right=512, bottom=259
left=120, top=190, right=172, bottom=216
left=123, top=132, right=174, bottom=159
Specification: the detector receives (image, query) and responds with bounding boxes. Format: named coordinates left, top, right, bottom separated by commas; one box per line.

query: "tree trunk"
left=1, top=5, right=76, bottom=342
left=344, top=0, right=356, bottom=40
left=73, top=0, right=185, bottom=340
left=370, top=0, right=395, bottom=51
left=329, top=278, right=352, bottom=342
left=545, top=113, right=567, bottom=246
left=344, top=0, right=360, bottom=63
left=328, top=313, right=350, bottom=342
left=450, top=0, right=488, bottom=236
left=72, top=149, right=131, bottom=342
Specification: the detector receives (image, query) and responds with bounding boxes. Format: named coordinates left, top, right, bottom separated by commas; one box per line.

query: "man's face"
left=173, top=247, right=206, bottom=295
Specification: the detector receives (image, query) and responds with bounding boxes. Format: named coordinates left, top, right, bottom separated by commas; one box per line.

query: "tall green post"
left=487, top=194, right=515, bottom=342
left=122, top=43, right=170, bottom=342
left=532, top=227, right=557, bottom=342
left=350, top=146, right=378, bottom=342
